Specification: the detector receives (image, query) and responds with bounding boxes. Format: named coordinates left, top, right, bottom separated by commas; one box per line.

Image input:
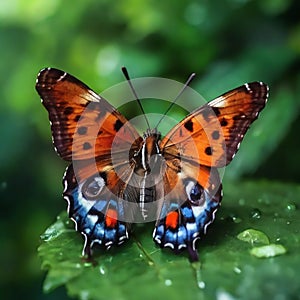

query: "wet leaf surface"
left=38, top=180, right=300, bottom=300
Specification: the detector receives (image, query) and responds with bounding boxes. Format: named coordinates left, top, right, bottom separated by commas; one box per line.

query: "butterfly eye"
left=82, top=176, right=105, bottom=200
left=185, top=181, right=204, bottom=206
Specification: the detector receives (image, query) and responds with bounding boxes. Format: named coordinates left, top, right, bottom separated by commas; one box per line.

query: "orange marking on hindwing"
left=105, top=209, right=118, bottom=228
left=165, top=211, right=179, bottom=229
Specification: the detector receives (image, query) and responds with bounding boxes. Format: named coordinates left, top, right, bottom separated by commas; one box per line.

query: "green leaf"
left=38, top=181, right=300, bottom=299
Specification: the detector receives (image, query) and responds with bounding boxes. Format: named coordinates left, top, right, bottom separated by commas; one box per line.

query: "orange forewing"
left=161, top=82, right=268, bottom=168
left=164, top=160, right=221, bottom=193
left=36, top=68, right=141, bottom=161
left=163, top=157, right=220, bottom=201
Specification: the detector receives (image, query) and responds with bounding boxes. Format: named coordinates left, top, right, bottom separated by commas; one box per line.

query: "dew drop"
left=230, top=214, right=242, bottom=224
left=250, top=244, right=287, bottom=258
left=233, top=266, right=242, bottom=274
left=165, top=279, right=172, bottom=286
left=250, top=208, right=262, bottom=219
left=237, top=228, right=269, bottom=245
left=84, top=262, right=92, bottom=268
left=198, top=281, right=205, bottom=289
left=99, top=265, right=106, bottom=275
left=286, top=203, right=297, bottom=212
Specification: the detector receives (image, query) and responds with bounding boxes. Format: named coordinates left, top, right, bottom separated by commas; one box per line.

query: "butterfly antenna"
left=122, top=67, right=151, bottom=130
left=155, top=72, right=196, bottom=129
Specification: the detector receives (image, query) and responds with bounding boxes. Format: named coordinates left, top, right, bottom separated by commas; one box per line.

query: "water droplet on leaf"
left=250, top=208, right=262, bottom=219
left=237, top=228, right=269, bottom=245
left=198, top=281, right=205, bottom=289
left=250, top=244, right=287, bottom=258
left=165, top=279, right=172, bottom=286
left=99, top=265, right=106, bottom=275
left=286, top=203, right=297, bottom=212
left=233, top=266, right=242, bottom=274
left=230, top=214, right=242, bottom=223
left=84, top=262, right=92, bottom=268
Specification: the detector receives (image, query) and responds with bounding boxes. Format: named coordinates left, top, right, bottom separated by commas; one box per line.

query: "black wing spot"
left=77, top=126, right=88, bottom=135
left=233, top=114, right=246, bottom=120
left=205, top=146, right=213, bottom=155
left=220, top=118, right=228, bottom=127
left=74, top=115, right=81, bottom=122
left=184, top=119, right=193, bottom=132
left=202, top=110, right=211, bottom=122
left=64, top=106, right=74, bottom=115
left=212, top=130, right=220, bottom=140
left=114, top=119, right=124, bottom=132
left=212, top=107, right=221, bottom=116
left=83, top=142, right=92, bottom=150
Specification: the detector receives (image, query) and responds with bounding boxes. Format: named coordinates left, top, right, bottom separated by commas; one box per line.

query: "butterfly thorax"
left=133, top=128, right=162, bottom=174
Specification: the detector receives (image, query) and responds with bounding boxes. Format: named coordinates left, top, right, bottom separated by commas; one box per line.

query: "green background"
left=1, top=0, right=300, bottom=299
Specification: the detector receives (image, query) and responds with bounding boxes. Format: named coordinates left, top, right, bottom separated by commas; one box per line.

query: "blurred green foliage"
left=0, top=0, right=300, bottom=299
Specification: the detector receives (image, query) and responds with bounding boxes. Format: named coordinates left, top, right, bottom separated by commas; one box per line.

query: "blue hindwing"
left=63, top=165, right=129, bottom=256
left=153, top=183, right=222, bottom=261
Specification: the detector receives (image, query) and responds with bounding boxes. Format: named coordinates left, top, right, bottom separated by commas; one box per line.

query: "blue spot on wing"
left=181, top=205, right=193, bottom=219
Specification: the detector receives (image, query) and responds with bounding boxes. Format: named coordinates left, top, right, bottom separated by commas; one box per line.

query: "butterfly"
left=36, top=67, right=268, bottom=261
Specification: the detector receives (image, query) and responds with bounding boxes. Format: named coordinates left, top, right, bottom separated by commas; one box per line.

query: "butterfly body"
left=36, top=68, right=268, bottom=261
